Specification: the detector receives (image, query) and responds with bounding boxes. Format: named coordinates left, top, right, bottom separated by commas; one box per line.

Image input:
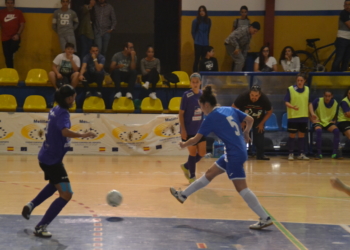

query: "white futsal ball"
left=106, top=190, right=123, bottom=207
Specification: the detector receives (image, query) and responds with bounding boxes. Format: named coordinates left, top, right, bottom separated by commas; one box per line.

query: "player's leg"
left=296, top=122, right=309, bottom=160
left=327, top=125, right=341, bottom=159
left=287, top=122, right=297, bottom=160
left=330, top=177, right=350, bottom=196
left=314, top=125, right=323, bottom=159
left=180, top=140, right=197, bottom=181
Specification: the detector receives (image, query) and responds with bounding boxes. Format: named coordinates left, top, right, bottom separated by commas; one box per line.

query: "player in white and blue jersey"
left=21, top=85, right=96, bottom=238
left=170, top=85, right=273, bottom=230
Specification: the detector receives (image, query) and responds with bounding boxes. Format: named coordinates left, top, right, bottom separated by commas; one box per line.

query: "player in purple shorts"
left=21, top=85, right=96, bottom=238
left=170, top=85, right=273, bottom=230
left=179, top=73, right=206, bottom=183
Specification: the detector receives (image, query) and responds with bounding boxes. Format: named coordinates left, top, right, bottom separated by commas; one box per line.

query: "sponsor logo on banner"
left=21, top=124, right=45, bottom=141
left=156, top=145, right=162, bottom=150
left=143, top=147, right=150, bottom=151
left=112, top=127, right=148, bottom=142
left=70, top=124, right=105, bottom=141
left=112, top=147, right=118, bottom=152
left=99, top=147, right=106, bottom=152
left=20, top=147, right=27, bottom=151
left=0, top=126, right=14, bottom=140
left=154, top=121, right=180, bottom=138
left=7, top=146, right=14, bottom=151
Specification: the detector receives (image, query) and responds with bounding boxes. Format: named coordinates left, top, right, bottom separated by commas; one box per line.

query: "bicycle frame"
left=310, top=42, right=336, bottom=67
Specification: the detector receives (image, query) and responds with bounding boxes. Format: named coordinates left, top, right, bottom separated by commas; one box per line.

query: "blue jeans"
left=80, top=35, right=94, bottom=60
left=94, top=32, right=111, bottom=56
left=331, top=37, right=350, bottom=72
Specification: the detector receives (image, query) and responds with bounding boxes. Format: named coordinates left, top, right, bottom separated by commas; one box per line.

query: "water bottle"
left=213, top=139, right=225, bottom=158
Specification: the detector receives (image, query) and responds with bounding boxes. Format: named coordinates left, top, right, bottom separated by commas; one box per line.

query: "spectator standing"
left=110, top=42, right=137, bottom=100
left=141, top=46, right=161, bottom=100
left=225, top=22, right=260, bottom=72
left=0, top=0, right=25, bottom=68
left=94, top=0, right=116, bottom=56
left=198, top=46, right=218, bottom=72
left=78, top=0, right=96, bottom=60
left=191, top=5, right=211, bottom=72
left=254, top=46, right=277, bottom=72
left=279, top=46, right=300, bottom=72
left=52, top=0, right=79, bottom=52
left=232, top=6, right=250, bottom=31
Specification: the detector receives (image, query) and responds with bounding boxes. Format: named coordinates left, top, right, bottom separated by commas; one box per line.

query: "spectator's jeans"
left=111, top=69, right=137, bottom=93
left=2, top=39, right=20, bottom=68
left=193, top=44, right=206, bottom=72
left=80, top=35, right=94, bottom=60
left=331, top=37, right=350, bottom=72
left=252, top=125, right=265, bottom=158
left=141, top=68, right=160, bottom=92
left=94, top=32, right=111, bottom=56
left=225, top=44, right=247, bottom=72
left=83, top=70, right=104, bottom=93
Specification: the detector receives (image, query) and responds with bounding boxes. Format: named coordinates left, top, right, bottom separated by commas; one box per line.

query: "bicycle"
left=295, top=38, right=335, bottom=72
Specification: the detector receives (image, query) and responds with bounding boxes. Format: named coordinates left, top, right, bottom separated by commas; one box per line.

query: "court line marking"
left=264, top=207, right=308, bottom=250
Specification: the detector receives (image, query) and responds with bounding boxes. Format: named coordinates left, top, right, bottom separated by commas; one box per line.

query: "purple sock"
left=333, top=128, right=340, bottom=154
left=37, top=197, right=68, bottom=227
left=288, top=137, right=295, bottom=153
left=195, top=153, right=202, bottom=163
left=316, top=129, right=322, bottom=155
left=31, top=183, right=57, bottom=208
left=185, top=155, right=196, bottom=178
left=298, top=137, right=305, bottom=154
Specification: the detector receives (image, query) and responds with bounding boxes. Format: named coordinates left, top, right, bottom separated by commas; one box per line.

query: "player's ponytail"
left=200, top=85, right=217, bottom=107
left=55, top=84, right=76, bottom=110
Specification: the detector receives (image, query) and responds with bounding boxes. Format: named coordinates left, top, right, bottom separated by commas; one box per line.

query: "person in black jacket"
left=199, top=46, right=218, bottom=72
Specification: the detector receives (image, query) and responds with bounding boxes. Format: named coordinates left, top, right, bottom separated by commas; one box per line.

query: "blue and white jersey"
left=198, top=106, right=247, bottom=159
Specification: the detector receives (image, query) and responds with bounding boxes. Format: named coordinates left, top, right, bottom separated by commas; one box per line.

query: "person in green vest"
left=284, top=73, right=316, bottom=160
left=337, top=87, right=350, bottom=140
left=309, top=90, right=341, bottom=159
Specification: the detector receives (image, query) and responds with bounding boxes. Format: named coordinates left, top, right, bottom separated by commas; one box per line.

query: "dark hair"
left=204, top=46, right=213, bottom=55
left=279, top=46, right=297, bottom=64
left=240, top=5, right=249, bottom=20
left=297, top=72, right=308, bottom=81
left=199, top=85, right=217, bottom=107
left=90, top=44, right=99, bottom=49
left=123, top=42, right=132, bottom=50
left=65, top=42, right=75, bottom=49
left=5, top=0, right=14, bottom=4
left=344, top=87, right=350, bottom=98
left=250, top=85, right=262, bottom=94
left=324, top=90, right=333, bottom=95
left=54, top=85, right=76, bottom=110
left=258, top=46, right=270, bottom=71
left=146, top=45, right=154, bottom=51
left=195, top=5, right=210, bottom=33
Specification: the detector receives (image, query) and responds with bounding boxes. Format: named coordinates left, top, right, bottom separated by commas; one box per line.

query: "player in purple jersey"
left=21, top=85, right=96, bottom=238
left=179, top=73, right=206, bottom=184
left=171, top=85, right=273, bottom=230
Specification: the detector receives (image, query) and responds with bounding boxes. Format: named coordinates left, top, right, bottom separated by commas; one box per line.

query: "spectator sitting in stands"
left=110, top=42, right=138, bottom=100
left=279, top=46, right=300, bottom=72
left=198, top=46, right=218, bottom=72
left=254, top=46, right=277, bottom=72
left=49, top=43, right=80, bottom=90
left=79, top=44, right=105, bottom=98
left=52, top=0, right=79, bottom=52
left=141, top=46, right=160, bottom=100
left=337, top=87, right=350, bottom=141
left=232, top=5, right=250, bottom=31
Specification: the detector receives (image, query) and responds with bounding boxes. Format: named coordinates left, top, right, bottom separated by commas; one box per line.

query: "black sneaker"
left=22, top=202, right=33, bottom=220
left=34, top=225, right=52, bottom=238
left=257, top=156, right=270, bottom=160
left=86, top=91, right=92, bottom=98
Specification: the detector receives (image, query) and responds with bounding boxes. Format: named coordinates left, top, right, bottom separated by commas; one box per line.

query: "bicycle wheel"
left=295, top=50, right=318, bottom=72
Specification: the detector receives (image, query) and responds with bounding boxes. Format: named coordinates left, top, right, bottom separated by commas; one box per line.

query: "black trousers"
left=252, top=126, right=265, bottom=158
left=2, top=39, right=20, bottom=68
left=141, top=68, right=159, bottom=92
left=111, top=69, right=137, bottom=93
left=82, top=70, right=104, bottom=92
left=193, top=44, right=206, bottom=72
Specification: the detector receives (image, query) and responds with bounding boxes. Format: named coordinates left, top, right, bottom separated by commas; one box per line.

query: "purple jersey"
left=180, top=89, right=203, bottom=135
left=38, top=106, right=71, bottom=165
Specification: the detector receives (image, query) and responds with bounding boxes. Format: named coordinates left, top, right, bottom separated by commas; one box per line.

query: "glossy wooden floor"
left=1, top=154, right=350, bottom=226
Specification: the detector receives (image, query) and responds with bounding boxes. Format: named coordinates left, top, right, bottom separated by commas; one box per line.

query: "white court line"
left=340, top=224, right=350, bottom=234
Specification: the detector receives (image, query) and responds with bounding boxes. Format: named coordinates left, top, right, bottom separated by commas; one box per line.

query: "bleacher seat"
left=83, top=97, right=105, bottom=112
left=141, top=97, right=163, bottom=113
left=282, top=113, right=288, bottom=130
left=264, top=113, right=279, bottom=131
left=25, top=69, right=49, bottom=86
left=0, top=68, right=19, bottom=86
left=170, top=71, right=190, bottom=88
left=54, top=101, right=76, bottom=112
left=168, top=97, right=182, bottom=113
left=0, top=94, right=17, bottom=112
left=23, top=95, right=47, bottom=112
left=112, top=97, right=135, bottom=113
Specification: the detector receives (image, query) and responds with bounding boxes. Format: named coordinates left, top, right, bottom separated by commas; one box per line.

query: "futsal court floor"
left=1, top=154, right=350, bottom=250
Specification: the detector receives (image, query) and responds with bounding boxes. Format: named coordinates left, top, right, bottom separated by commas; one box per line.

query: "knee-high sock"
left=182, top=175, right=210, bottom=197
left=316, top=129, right=322, bottom=155
left=195, top=153, right=202, bottom=163
left=288, top=137, right=295, bottom=153
left=184, top=155, right=196, bottom=178
left=240, top=188, right=269, bottom=220
left=333, top=128, right=340, bottom=154
left=36, top=197, right=68, bottom=227
left=31, top=183, right=57, bottom=208
left=298, top=137, right=305, bottom=154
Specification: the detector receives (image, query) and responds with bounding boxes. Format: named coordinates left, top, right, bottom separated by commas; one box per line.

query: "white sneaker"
left=288, top=153, right=294, bottom=161
left=142, top=81, right=150, bottom=89
left=114, top=92, right=122, bottom=99
left=149, top=92, right=157, bottom=100
left=297, top=153, right=309, bottom=160
left=126, top=92, right=133, bottom=99
left=33, top=224, right=52, bottom=238
left=249, top=217, right=273, bottom=230
left=170, top=187, right=186, bottom=204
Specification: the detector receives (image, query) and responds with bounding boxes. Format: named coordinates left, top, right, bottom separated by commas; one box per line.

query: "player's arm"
left=242, top=115, right=253, bottom=143
left=179, top=109, right=187, bottom=140
left=308, top=102, right=319, bottom=122
left=62, top=128, right=96, bottom=138
left=179, top=133, right=203, bottom=148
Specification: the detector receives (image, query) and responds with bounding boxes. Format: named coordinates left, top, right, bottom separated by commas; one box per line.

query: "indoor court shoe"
left=189, top=177, right=196, bottom=184
left=180, top=164, right=190, bottom=180
left=33, top=225, right=52, bottom=238
left=126, top=92, right=133, bottom=99
left=288, top=153, right=294, bottom=161
left=297, top=153, right=309, bottom=160
left=21, top=202, right=33, bottom=220
left=142, top=82, right=149, bottom=89
left=249, top=217, right=273, bottom=230
left=114, top=92, right=122, bottom=99
left=332, top=154, right=343, bottom=159
left=169, top=187, right=186, bottom=204
left=315, top=154, right=322, bottom=160
left=96, top=92, right=102, bottom=98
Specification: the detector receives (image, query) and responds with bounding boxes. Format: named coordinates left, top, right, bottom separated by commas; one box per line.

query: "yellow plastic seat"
left=170, top=71, right=190, bottom=88
left=141, top=97, right=163, bottom=113
left=23, top=95, right=47, bottom=112
left=83, top=96, right=105, bottom=112
left=0, top=94, right=17, bottom=112
left=168, top=97, right=182, bottom=113
left=112, top=97, right=135, bottom=113
left=25, top=69, right=49, bottom=86
left=53, top=101, right=76, bottom=112
left=0, top=68, right=19, bottom=86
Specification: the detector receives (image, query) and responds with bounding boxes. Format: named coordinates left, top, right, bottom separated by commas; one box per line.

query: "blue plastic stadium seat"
left=282, top=113, right=288, bottom=131
left=264, top=113, right=279, bottom=131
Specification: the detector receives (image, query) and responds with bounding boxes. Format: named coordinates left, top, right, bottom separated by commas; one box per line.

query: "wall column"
left=264, top=0, right=275, bottom=56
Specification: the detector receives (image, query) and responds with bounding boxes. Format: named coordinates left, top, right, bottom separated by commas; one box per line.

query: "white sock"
left=182, top=175, right=210, bottom=197
left=239, top=188, right=269, bottom=220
